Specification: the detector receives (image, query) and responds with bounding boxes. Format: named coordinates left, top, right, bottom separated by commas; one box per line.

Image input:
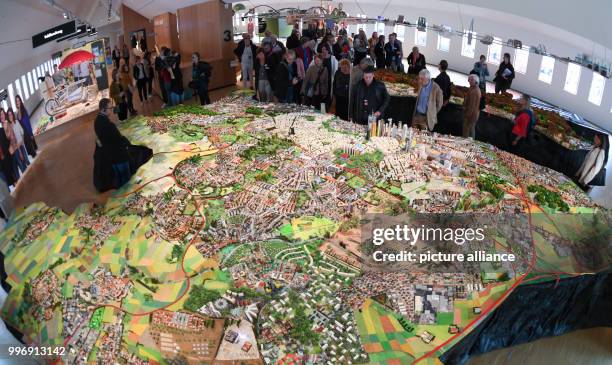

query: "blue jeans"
left=19, top=146, right=29, bottom=167
left=163, top=82, right=172, bottom=105
left=112, top=161, right=131, bottom=188
left=170, top=92, right=183, bottom=106
left=12, top=152, right=27, bottom=177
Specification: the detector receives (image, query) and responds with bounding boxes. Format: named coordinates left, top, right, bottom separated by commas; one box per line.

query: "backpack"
left=524, top=109, right=537, bottom=134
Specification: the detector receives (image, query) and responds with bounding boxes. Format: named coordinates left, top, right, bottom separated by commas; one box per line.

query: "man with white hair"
left=412, top=69, right=443, bottom=131
left=270, top=34, right=286, bottom=54
left=463, top=74, right=482, bottom=138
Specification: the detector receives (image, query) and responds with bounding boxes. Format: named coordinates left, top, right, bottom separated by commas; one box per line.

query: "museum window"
left=21, top=74, right=29, bottom=99
left=32, top=69, right=38, bottom=89
left=514, top=46, right=530, bottom=74
left=394, top=24, right=406, bottom=43
left=415, top=29, right=427, bottom=47
left=27, top=72, right=34, bottom=93
left=538, top=56, right=555, bottom=84
left=7, top=83, right=16, bottom=110
left=8, top=80, right=21, bottom=110
left=486, top=37, right=502, bottom=65
left=437, top=35, right=450, bottom=52
left=461, top=30, right=476, bottom=58
left=587, top=71, right=605, bottom=106
left=376, top=21, right=385, bottom=35
left=563, top=62, right=581, bottom=95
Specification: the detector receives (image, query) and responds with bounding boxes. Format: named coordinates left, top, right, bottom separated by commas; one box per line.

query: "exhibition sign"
left=32, top=20, right=76, bottom=48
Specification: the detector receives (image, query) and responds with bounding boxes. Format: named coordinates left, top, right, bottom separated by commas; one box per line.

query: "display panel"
left=564, top=62, right=582, bottom=95
left=538, top=55, right=555, bottom=84
left=486, top=37, right=502, bottom=65
left=415, top=29, right=427, bottom=46
left=514, top=46, right=530, bottom=74
left=587, top=71, right=606, bottom=105
left=461, top=30, right=476, bottom=58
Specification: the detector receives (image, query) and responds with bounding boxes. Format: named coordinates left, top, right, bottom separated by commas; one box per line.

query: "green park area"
left=279, top=216, right=338, bottom=241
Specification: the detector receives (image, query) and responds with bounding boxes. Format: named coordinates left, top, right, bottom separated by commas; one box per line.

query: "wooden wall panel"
left=177, top=0, right=236, bottom=90
left=153, top=13, right=179, bottom=51
left=121, top=4, right=154, bottom=58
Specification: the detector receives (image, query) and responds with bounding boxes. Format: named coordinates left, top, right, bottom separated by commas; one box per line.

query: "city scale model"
left=0, top=91, right=609, bottom=364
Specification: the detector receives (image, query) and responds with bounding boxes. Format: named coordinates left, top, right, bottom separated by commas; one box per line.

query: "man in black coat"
left=434, top=60, right=452, bottom=105
left=350, top=66, right=390, bottom=124
left=94, top=98, right=131, bottom=190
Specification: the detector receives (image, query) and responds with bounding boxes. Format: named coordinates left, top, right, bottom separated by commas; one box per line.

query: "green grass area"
left=89, top=307, right=104, bottom=330
left=169, top=123, right=206, bottom=142
left=436, top=312, right=454, bottom=325
left=240, top=135, right=293, bottom=160
left=295, top=191, right=310, bottom=208
left=476, top=173, right=506, bottom=201
left=527, top=185, right=570, bottom=212
left=279, top=216, right=338, bottom=241
left=335, top=149, right=384, bottom=169
left=260, top=240, right=291, bottom=257
left=347, top=175, right=367, bottom=189
left=222, top=244, right=253, bottom=267
left=153, top=104, right=218, bottom=117
left=183, top=284, right=221, bottom=312
left=204, top=199, right=225, bottom=228
left=245, top=106, right=263, bottom=116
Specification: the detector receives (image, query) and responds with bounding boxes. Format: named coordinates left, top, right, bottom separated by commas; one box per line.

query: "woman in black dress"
left=494, top=53, right=515, bottom=94
left=332, top=59, right=351, bottom=121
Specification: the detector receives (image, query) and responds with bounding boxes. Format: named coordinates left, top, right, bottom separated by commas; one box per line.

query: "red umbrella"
left=58, top=50, right=94, bottom=69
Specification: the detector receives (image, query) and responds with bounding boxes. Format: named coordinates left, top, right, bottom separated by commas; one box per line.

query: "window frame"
left=587, top=71, right=606, bottom=106
left=7, top=84, right=15, bottom=110
left=436, top=35, right=450, bottom=52
left=21, top=74, right=30, bottom=99
left=394, top=24, right=406, bottom=43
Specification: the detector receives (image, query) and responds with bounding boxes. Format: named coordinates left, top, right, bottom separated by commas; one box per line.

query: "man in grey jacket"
left=412, top=69, right=444, bottom=131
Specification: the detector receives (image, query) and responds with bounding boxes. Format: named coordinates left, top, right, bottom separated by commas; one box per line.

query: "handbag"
left=307, top=67, right=325, bottom=98
left=589, top=167, right=606, bottom=186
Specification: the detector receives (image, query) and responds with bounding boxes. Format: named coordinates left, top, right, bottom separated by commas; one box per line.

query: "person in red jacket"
left=509, top=95, right=535, bottom=151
